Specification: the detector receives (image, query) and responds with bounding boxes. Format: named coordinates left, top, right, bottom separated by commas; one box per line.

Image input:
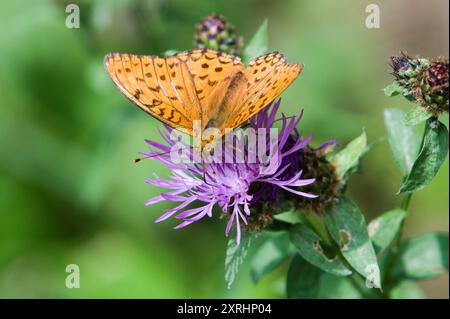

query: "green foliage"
left=273, top=210, right=303, bottom=224
left=330, top=132, right=367, bottom=182
left=383, top=108, right=422, bottom=175
left=368, top=209, right=406, bottom=254
left=286, top=254, right=323, bottom=299
left=224, top=230, right=254, bottom=289
left=399, top=119, right=449, bottom=193
left=390, top=232, right=449, bottom=281
left=383, top=81, right=404, bottom=97
left=404, top=105, right=433, bottom=126
left=242, top=20, right=268, bottom=65
left=290, top=223, right=352, bottom=276
left=324, top=197, right=381, bottom=289
left=163, top=49, right=179, bottom=56
left=317, top=274, right=363, bottom=298
left=250, top=233, right=292, bottom=284
left=388, top=281, right=426, bottom=299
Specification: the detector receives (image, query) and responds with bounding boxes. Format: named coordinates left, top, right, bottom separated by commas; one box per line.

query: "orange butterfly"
left=104, top=49, right=302, bottom=140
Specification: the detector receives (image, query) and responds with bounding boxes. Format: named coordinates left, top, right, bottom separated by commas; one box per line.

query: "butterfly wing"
left=104, top=53, right=202, bottom=135
left=225, top=52, right=303, bottom=129
left=104, top=50, right=297, bottom=135
left=175, top=49, right=245, bottom=126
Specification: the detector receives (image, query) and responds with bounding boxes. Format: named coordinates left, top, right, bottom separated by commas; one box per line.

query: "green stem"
left=394, top=192, right=412, bottom=248
left=401, top=193, right=412, bottom=211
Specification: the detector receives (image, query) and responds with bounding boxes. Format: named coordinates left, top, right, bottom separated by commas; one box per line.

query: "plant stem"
left=401, top=193, right=412, bottom=211
left=394, top=192, right=412, bottom=248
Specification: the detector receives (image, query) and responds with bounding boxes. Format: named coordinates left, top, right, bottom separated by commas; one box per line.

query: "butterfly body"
left=104, top=49, right=302, bottom=142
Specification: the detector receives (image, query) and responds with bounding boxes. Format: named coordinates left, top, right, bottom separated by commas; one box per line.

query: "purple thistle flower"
left=142, top=99, right=317, bottom=244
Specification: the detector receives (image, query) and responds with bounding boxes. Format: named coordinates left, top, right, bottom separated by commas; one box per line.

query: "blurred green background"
left=0, top=0, right=448, bottom=298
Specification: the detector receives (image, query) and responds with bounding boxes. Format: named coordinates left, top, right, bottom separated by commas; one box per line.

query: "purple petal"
left=225, top=213, right=235, bottom=237
left=173, top=220, right=194, bottom=229
left=278, top=185, right=318, bottom=198
left=145, top=195, right=165, bottom=206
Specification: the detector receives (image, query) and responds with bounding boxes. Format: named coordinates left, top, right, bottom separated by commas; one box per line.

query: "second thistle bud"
left=193, top=14, right=242, bottom=56
left=389, top=53, right=449, bottom=114
left=416, top=59, right=449, bottom=113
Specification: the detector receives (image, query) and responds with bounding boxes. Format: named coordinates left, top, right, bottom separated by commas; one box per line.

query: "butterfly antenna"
left=133, top=149, right=176, bottom=163
left=134, top=143, right=198, bottom=163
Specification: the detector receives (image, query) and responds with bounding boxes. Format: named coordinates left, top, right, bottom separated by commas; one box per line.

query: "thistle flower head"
left=243, top=125, right=338, bottom=222
left=194, top=14, right=242, bottom=55
left=284, top=141, right=339, bottom=214
left=389, top=53, right=449, bottom=113
left=142, top=99, right=320, bottom=244
left=416, top=58, right=449, bottom=113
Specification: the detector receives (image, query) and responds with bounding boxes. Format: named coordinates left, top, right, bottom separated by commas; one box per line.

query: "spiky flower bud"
left=193, top=14, right=242, bottom=56
left=289, top=145, right=340, bottom=214
left=415, top=59, right=449, bottom=113
left=390, top=53, right=429, bottom=101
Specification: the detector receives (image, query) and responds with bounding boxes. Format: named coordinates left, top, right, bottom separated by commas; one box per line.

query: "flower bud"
left=289, top=145, right=340, bottom=214
left=415, top=59, right=449, bottom=113
left=193, top=14, right=242, bottom=56
left=390, top=53, right=429, bottom=101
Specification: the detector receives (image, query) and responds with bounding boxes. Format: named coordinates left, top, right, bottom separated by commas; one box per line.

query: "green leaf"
left=224, top=230, right=254, bottom=288
left=391, top=232, right=449, bottom=281
left=286, top=254, right=323, bottom=298
left=250, top=233, right=292, bottom=284
left=324, top=196, right=381, bottom=289
left=399, top=119, right=449, bottom=193
left=384, top=81, right=404, bottom=97
left=274, top=210, right=302, bottom=224
left=317, top=274, right=363, bottom=299
left=368, top=209, right=406, bottom=254
left=383, top=108, right=422, bottom=175
left=162, top=49, right=179, bottom=56
left=289, top=223, right=352, bottom=276
left=404, top=105, right=432, bottom=126
left=267, top=201, right=300, bottom=231
left=388, top=281, right=426, bottom=299
left=242, top=20, right=268, bottom=65
left=330, top=132, right=367, bottom=180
